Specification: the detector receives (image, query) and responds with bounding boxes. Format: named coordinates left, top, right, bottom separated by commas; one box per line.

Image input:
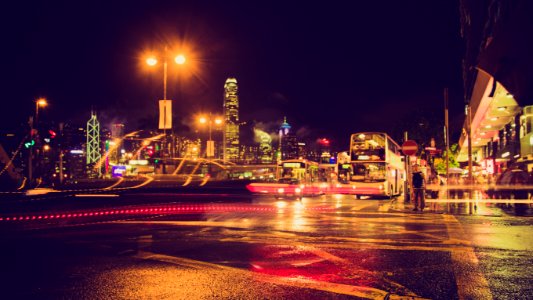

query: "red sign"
left=402, top=140, right=418, bottom=156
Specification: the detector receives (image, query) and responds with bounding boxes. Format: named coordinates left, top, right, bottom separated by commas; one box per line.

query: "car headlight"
left=277, top=188, right=285, bottom=194
left=295, top=188, right=301, bottom=194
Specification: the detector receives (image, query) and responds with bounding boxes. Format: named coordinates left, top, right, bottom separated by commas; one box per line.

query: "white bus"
left=340, top=132, right=405, bottom=198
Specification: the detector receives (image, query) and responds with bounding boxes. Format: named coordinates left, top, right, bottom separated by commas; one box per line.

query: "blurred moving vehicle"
left=246, top=159, right=325, bottom=199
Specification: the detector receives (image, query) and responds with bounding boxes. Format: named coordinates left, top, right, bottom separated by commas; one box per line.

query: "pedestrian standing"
left=411, top=165, right=425, bottom=211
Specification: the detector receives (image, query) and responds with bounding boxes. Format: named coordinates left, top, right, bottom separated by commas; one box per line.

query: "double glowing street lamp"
left=198, top=114, right=223, bottom=158
left=145, top=48, right=186, bottom=161
left=145, top=51, right=186, bottom=101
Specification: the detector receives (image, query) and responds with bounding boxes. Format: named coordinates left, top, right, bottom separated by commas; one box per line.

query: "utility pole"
left=466, top=103, right=474, bottom=214
left=404, top=131, right=410, bottom=203
left=59, top=123, right=64, bottom=185
left=28, top=116, right=33, bottom=187
left=444, top=88, right=449, bottom=199
left=467, top=104, right=473, bottom=184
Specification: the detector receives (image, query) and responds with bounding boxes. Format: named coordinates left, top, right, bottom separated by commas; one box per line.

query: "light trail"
left=75, top=194, right=119, bottom=198
left=171, top=157, right=188, bottom=175
left=17, top=177, right=27, bottom=190
left=183, top=160, right=203, bottom=186
left=127, top=175, right=154, bottom=189
left=94, top=130, right=141, bottom=171
left=0, top=204, right=334, bottom=222
left=103, top=177, right=124, bottom=190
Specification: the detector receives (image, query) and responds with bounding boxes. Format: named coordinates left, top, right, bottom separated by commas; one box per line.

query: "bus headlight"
left=295, top=188, right=302, bottom=194
left=277, top=188, right=285, bottom=194
left=379, top=184, right=384, bottom=190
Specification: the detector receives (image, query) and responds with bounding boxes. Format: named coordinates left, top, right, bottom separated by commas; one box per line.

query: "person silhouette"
left=411, top=165, right=425, bottom=211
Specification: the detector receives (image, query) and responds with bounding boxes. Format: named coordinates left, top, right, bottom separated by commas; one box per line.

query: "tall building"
left=223, top=78, right=240, bottom=162
left=86, top=111, right=101, bottom=177
left=279, top=117, right=299, bottom=160
left=62, top=124, right=88, bottom=180
left=254, top=128, right=273, bottom=164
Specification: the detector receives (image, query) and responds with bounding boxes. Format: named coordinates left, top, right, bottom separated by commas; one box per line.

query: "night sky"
left=2, top=0, right=464, bottom=149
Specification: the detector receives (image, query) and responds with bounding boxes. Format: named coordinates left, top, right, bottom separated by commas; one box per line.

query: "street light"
left=198, top=114, right=223, bottom=158
left=29, top=97, right=48, bottom=187
left=145, top=49, right=186, bottom=167
left=35, top=98, right=47, bottom=126
left=145, top=51, right=186, bottom=101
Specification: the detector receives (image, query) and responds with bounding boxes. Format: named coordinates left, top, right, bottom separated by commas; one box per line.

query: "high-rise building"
left=62, top=124, right=88, bottom=180
left=279, top=117, right=299, bottom=160
left=86, top=111, right=101, bottom=177
left=254, top=128, right=273, bottom=164
left=223, top=78, right=240, bottom=162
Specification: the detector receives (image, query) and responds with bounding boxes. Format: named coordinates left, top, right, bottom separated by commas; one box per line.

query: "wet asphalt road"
left=0, top=191, right=532, bottom=299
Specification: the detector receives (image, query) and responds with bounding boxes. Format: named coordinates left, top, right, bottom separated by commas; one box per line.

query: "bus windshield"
left=278, top=161, right=317, bottom=182
left=350, top=162, right=386, bottom=182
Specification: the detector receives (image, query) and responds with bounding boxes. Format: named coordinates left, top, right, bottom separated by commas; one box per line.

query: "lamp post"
left=29, top=98, right=47, bottom=186
left=199, top=114, right=223, bottom=158
left=35, top=98, right=47, bottom=126
left=146, top=50, right=186, bottom=140
left=146, top=49, right=186, bottom=172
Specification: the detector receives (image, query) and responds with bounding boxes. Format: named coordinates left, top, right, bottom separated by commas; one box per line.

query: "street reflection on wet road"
left=0, top=193, right=532, bottom=299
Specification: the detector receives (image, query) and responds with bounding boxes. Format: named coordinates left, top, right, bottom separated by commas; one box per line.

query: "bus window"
left=351, top=162, right=386, bottom=182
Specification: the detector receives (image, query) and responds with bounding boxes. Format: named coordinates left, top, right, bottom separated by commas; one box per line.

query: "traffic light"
left=48, top=130, right=57, bottom=139
left=24, top=140, right=35, bottom=148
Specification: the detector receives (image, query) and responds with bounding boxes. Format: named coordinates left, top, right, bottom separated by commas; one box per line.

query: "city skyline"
left=2, top=0, right=465, bottom=147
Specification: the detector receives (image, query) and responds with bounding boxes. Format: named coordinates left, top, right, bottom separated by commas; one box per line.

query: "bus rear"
left=335, top=133, right=405, bottom=198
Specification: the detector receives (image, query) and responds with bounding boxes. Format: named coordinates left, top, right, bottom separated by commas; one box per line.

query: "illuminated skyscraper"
left=279, top=117, right=298, bottom=160
left=86, top=111, right=101, bottom=177
left=254, top=128, right=273, bottom=164
left=223, top=78, right=239, bottom=162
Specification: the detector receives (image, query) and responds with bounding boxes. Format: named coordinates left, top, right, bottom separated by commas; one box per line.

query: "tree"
left=433, top=143, right=460, bottom=175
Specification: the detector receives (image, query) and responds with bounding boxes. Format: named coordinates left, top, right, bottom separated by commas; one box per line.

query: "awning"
left=457, top=73, right=520, bottom=162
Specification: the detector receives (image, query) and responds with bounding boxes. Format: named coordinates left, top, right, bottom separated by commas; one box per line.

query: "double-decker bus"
left=246, top=159, right=325, bottom=198
left=338, top=132, right=405, bottom=198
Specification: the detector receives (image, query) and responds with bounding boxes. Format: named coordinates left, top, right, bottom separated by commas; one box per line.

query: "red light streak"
left=0, top=203, right=334, bottom=223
